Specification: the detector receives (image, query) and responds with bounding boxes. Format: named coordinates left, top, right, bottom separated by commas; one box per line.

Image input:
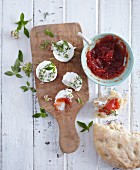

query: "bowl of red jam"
left=81, top=33, right=134, bottom=86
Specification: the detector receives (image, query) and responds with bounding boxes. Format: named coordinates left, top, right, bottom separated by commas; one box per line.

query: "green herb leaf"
left=21, top=81, right=36, bottom=93
left=26, top=81, right=30, bottom=86
left=45, top=67, right=54, bottom=70
left=77, top=120, right=93, bottom=133
left=18, top=50, right=23, bottom=62
left=33, top=108, right=48, bottom=119
left=20, top=13, right=24, bottom=21
left=4, top=71, right=14, bottom=76
left=14, top=58, right=21, bottom=72
left=16, top=74, right=22, bottom=78
left=40, top=40, right=50, bottom=50
left=21, top=86, right=29, bottom=92
left=88, top=121, right=93, bottom=128
left=44, top=29, right=54, bottom=37
left=77, top=98, right=83, bottom=104
left=24, top=27, right=29, bottom=38
left=32, top=113, right=41, bottom=118
left=30, top=87, right=36, bottom=92
left=77, top=121, right=87, bottom=129
left=41, top=112, right=48, bottom=118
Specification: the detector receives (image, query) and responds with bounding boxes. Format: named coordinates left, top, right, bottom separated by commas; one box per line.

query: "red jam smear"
left=55, top=98, right=71, bottom=105
left=99, top=98, right=120, bottom=115
left=54, top=98, right=71, bottom=111
left=86, top=35, right=128, bottom=79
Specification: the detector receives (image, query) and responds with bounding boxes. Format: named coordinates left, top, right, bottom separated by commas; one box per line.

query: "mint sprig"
left=33, top=108, right=48, bottom=118
left=21, top=81, right=36, bottom=92
left=77, top=121, right=93, bottom=132
left=4, top=50, right=22, bottom=78
left=12, top=13, right=32, bottom=38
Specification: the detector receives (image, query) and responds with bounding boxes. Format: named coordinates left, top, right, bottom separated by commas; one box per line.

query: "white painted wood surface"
left=0, top=0, right=140, bottom=169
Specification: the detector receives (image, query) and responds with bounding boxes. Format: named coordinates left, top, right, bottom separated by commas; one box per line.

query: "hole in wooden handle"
left=57, top=115, right=80, bottom=153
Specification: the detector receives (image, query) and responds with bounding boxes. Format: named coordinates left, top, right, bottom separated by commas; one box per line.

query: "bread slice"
left=94, top=123, right=140, bottom=169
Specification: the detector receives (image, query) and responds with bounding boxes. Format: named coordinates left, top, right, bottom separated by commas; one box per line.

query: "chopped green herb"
left=40, top=40, right=51, bottom=50
left=33, top=107, right=48, bottom=118
left=77, top=98, right=83, bottom=104
left=77, top=121, right=93, bottom=132
left=44, top=29, right=54, bottom=37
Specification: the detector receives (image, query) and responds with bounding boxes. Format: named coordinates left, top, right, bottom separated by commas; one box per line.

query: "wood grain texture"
left=98, top=0, right=131, bottom=169
left=30, top=23, right=89, bottom=153
left=131, top=0, right=140, bottom=137
left=2, top=0, right=33, bottom=170
left=0, top=0, right=2, bottom=169
left=65, top=0, right=99, bottom=170
left=0, top=0, right=140, bottom=169
left=33, top=0, right=65, bottom=169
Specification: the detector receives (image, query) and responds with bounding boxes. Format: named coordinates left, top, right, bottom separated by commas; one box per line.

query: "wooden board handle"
left=57, top=115, right=80, bottom=153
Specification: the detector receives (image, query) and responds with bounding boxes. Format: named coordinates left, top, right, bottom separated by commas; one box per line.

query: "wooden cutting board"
left=30, top=23, right=89, bottom=153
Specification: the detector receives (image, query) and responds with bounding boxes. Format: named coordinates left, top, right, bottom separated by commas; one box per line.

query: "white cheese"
left=54, top=89, right=73, bottom=111
left=36, top=60, right=57, bottom=82
left=52, top=40, right=75, bottom=62
left=62, top=72, right=82, bottom=91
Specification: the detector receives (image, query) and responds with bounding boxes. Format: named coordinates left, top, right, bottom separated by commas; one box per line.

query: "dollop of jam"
left=86, top=35, right=128, bottom=79
left=99, top=98, right=120, bottom=115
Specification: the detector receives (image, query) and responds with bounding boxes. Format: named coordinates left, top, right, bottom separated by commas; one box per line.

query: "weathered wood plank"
left=65, top=0, right=99, bottom=169
left=131, top=0, right=140, bottom=135
left=98, top=0, right=131, bottom=169
left=33, top=0, right=65, bottom=170
left=2, top=0, right=33, bottom=169
left=0, top=0, right=2, bottom=168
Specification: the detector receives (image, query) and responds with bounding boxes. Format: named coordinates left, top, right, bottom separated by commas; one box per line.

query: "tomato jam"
left=86, top=35, right=128, bottom=79
left=99, top=98, right=120, bottom=115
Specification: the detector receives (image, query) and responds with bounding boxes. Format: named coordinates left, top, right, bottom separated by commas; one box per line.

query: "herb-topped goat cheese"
left=36, top=61, right=57, bottom=82
left=62, top=72, right=82, bottom=91
left=52, top=40, right=75, bottom=62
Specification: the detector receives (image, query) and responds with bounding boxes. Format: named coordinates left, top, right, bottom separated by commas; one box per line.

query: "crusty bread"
left=93, top=123, right=140, bottom=169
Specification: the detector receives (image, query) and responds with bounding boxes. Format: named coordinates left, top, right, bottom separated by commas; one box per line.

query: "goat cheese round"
left=52, top=40, right=75, bottom=62
left=54, top=89, right=73, bottom=111
left=36, top=61, right=57, bottom=82
left=62, top=72, right=82, bottom=91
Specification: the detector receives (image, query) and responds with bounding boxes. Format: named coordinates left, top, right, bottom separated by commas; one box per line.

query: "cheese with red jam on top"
left=54, top=89, right=73, bottom=111
left=93, top=90, right=126, bottom=118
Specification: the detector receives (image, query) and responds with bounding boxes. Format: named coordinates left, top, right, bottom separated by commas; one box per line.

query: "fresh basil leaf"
left=14, top=58, right=21, bottom=72
left=16, top=22, right=22, bottom=31
left=33, top=113, right=41, bottom=118
left=80, top=129, right=86, bottom=132
left=26, top=81, right=30, bottom=86
left=88, top=121, right=93, bottom=128
left=44, top=29, right=54, bottom=37
left=4, top=71, right=14, bottom=76
left=40, top=108, right=46, bottom=113
left=30, top=87, right=36, bottom=92
left=20, top=13, right=24, bottom=21
left=41, top=112, right=48, bottom=118
left=16, top=74, right=22, bottom=78
left=24, top=27, right=29, bottom=38
left=18, top=50, right=23, bottom=62
left=77, top=121, right=87, bottom=129
left=21, top=86, right=29, bottom=92
left=45, top=67, right=54, bottom=70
